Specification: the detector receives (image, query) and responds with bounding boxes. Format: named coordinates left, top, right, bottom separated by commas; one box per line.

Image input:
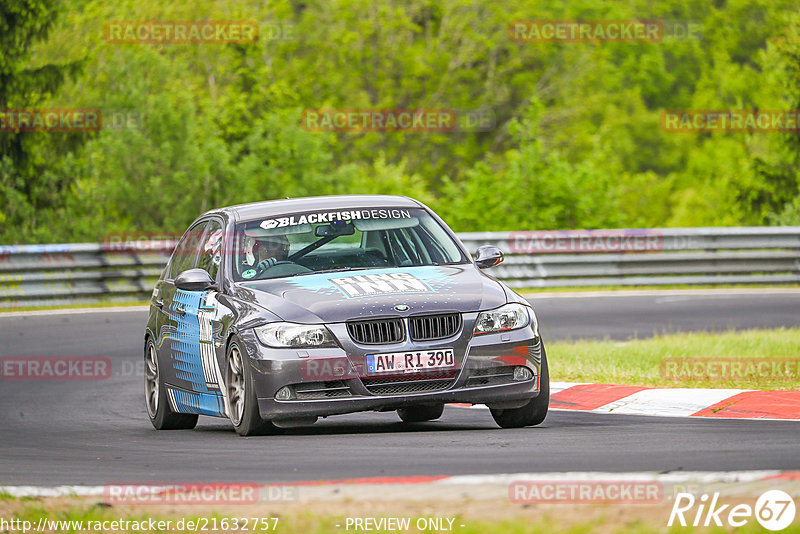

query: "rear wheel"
left=491, top=345, right=549, bottom=428
left=397, top=404, right=445, bottom=423
left=226, top=339, right=280, bottom=436
left=145, top=338, right=198, bottom=430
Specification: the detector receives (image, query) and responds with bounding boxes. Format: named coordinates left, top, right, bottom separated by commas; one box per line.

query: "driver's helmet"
left=255, top=233, right=289, bottom=261
left=242, top=230, right=290, bottom=266
left=245, top=233, right=289, bottom=265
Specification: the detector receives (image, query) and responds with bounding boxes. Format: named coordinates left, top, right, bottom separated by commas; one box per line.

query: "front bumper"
left=239, top=313, right=543, bottom=421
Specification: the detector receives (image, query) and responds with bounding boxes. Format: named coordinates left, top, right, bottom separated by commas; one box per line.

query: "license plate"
left=366, top=349, right=455, bottom=374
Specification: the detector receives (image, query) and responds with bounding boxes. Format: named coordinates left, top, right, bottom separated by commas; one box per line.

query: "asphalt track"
left=0, top=289, right=798, bottom=485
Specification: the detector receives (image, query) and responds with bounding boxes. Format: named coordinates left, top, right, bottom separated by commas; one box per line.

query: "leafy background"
left=2, top=0, right=800, bottom=243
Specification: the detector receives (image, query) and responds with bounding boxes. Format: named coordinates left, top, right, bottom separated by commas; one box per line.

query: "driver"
left=253, top=233, right=290, bottom=273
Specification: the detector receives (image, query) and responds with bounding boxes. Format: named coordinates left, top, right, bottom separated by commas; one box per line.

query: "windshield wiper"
left=288, top=266, right=371, bottom=277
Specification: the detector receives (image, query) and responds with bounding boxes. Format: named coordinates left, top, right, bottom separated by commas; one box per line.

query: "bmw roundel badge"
left=394, top=304, right=410, bottom=312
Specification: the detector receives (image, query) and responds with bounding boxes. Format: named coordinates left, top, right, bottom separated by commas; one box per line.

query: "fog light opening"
left=275, top=386, right=294, bottom=401
left=513, top=366, right=533, bottom=381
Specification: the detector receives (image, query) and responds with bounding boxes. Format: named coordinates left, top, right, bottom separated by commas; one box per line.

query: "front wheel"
left=226, top=339, right=280, bottom=436
left=145, top=338, right=198, bottom=430
left=491, top=344, right=549, bottom=428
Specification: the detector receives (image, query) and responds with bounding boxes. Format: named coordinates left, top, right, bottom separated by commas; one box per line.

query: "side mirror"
left=475, top=245, right=504, bottom=269
left=174, top=268, right=216, bottom=291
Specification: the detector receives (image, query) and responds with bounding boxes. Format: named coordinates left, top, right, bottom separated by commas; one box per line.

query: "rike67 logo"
left=669, top=490, right=796, bottom=531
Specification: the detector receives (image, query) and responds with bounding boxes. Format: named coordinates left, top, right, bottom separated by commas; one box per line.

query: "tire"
left=491, top=344, right=549, bottom=429
left=397, top=404, right=445, bottom=423
left=225, top=339, right=280, bottom=436
left=145, top=338, right=198, bottom=430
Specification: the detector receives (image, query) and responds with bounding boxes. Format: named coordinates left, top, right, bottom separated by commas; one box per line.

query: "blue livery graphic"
left=168, top=289, right=225, bottom=417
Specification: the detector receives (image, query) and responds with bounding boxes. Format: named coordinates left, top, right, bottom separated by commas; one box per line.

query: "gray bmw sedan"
left=144, top=195, right=548, bottom=435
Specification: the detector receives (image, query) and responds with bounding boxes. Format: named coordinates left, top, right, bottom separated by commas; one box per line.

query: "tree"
left=759, top=15, right=800, bottom=224
left=0, top=0, right=84, bottom=238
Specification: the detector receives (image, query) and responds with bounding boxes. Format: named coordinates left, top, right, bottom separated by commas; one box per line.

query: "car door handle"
left=173, top=305, right=186, bottom=316
left=154, top=299, right=164, bottom=310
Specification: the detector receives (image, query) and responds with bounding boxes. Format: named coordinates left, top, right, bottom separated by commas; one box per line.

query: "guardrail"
left=1, top=226, right=798, bottom=307
left=0, top=241, right=172, bottom=308
left=458, top=226, right=800, bottom=290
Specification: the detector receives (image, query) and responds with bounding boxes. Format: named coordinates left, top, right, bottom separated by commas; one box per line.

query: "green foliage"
left=768, top=196, right=800, bottom=225
left=3, top=0, right=800, bottom=243
left=0, top=0, right=85, bottom=241
left=439, top=98, right=629, bottom=230
left=750, top=13, right=800, bottom=225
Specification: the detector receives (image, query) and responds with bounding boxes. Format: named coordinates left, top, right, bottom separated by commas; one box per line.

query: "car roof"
left=208, top=195, right=426, bottom=222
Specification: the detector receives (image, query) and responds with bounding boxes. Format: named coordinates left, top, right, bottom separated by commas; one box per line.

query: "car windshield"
left=232, top=207, right=468, bottom=281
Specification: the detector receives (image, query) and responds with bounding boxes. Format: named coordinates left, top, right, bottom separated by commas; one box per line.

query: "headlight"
left=254, top=323, right=336, bottom=348
left=473, top=303, right=531, bottom=335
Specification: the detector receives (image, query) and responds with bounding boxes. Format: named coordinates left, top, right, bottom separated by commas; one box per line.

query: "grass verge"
left=548, top=328, right=800, bottom=389
left=521, top=283, right=800, bottom=294
left=0, top=300, right=148, bottom=313
left=1, top=284, right=797, bottom=313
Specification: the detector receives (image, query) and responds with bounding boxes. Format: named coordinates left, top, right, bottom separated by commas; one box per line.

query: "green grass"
left=0, top=300, right=148, bottom=313
left=548, top=328, right=800, bottom=389
left=521, top=283, right=799, bottom=294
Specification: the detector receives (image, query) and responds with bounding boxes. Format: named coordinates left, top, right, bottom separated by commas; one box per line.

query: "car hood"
left=233, top=265, right=507, bottom=323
